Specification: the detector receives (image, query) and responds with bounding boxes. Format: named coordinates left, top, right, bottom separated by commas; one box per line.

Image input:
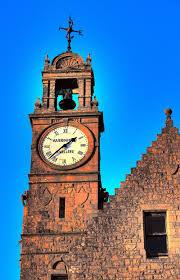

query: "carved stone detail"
left=59, top=182, right=91, bottom=195
left=38, top=185, right=52, bottom=206
left=52, top=119, right=64, bottom=124
left=56, top=56, right=83, bottom=70
left=70, top=118, right=81, bottom=123
left=43, top=187, right=52, bottom=206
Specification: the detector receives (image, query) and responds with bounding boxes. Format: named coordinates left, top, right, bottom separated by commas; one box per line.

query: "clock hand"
left=49, top=137, right=77, bottom=159
left=63, top=137, right=77, bottom=149
left=49, top=143, right=65, bottom=159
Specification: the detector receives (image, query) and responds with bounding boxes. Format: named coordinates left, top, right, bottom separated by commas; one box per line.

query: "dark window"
left=144, top=212, right=168, bottom=258
left=59, top=197, right=65, bottom=218
left=51, top=276, right=68, bottom=280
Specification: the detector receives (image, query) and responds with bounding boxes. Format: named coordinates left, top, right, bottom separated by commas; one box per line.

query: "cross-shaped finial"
left=59, top=17, right=82, bottom=52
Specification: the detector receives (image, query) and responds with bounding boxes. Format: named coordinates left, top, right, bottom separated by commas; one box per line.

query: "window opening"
left=144, top=212, right=168, bottom=258
left=51, top=276, right=68, bottom=280
left=59, top=197, right=65, bottom=219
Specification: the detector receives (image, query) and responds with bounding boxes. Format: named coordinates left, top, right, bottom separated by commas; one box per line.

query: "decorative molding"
left=70, top=118, right=81, bottom=123
left=56, top=56, right=83, bottom=70
left=59, top=182, right=91, bottom=195
left=52, top=119, right=64, bottom=124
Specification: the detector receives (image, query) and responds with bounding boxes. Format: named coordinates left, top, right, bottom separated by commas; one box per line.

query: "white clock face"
left=40, top=126, right=89, bottom=167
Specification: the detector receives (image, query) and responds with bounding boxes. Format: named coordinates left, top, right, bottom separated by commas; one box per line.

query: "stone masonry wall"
left=64, top=117, right=180, bottom=280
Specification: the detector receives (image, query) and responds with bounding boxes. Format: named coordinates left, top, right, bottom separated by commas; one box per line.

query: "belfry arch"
left=40, top=52, right=94, bottom=112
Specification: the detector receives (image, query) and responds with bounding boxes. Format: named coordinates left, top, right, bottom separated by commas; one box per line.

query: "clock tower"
left=20, top=20, right=108, bottom=280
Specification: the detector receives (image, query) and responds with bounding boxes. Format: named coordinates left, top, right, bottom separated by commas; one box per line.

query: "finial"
left=91, top=96, right=98, bottom=109
left=164, top=108, right=173, bottom=128
left=86, top=53, right=91, bottom=65
left=165, top=108, right=172, bottom=118
left=44, top=54, right=50, bottom=71
left=35, top=98, right=42, bottom=111
left=45, top=54, right=50, bottom=65
left=59, top=17, right=82, bottom=52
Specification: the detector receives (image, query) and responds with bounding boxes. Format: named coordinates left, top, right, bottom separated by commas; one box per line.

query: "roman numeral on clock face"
left=72, top=157, right=76, bottom=163
left=62, top=159, right=67, bottom=165
left=54, top=130, right=59, bottom=136
left=46, top=151, right=52, bottom=157
left=44, top=145, right=50, bottom=149
left=80, top=144, right=86, bottom=147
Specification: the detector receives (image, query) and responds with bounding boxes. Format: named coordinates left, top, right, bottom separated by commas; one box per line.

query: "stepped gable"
left=65, top=110, right=180, bottom=280
left=113, top=108, right=180, bottom=202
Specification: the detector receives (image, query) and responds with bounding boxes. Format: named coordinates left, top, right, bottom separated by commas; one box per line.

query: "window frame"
left=143, top=211, right=168, bottom=258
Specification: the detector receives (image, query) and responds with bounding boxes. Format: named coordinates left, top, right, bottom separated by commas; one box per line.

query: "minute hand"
left=49, top=137, right=77, bottom=159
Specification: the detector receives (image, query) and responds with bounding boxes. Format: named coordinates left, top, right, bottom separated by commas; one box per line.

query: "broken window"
left=144, top=212, right=168, bottom=258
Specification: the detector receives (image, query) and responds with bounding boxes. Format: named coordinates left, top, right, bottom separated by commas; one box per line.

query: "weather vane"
left=59, top=17, right=82, bottom=52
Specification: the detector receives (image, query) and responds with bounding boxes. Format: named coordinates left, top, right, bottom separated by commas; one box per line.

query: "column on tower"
left=42, top=80, right=49, bottom=109
left=85, top=78, right=92, bottom=107
left=49, top=80, right=56, bottom=111
left=78, top=78, right=85, bottom=108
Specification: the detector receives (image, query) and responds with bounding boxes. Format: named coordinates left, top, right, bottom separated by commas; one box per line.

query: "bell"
left=59, top=98, right=76, bottom=110
left=59, top=89, right=76, bottom=110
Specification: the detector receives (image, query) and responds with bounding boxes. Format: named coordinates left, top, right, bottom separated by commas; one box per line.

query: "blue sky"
left=0, top=0, right=180, bottom=278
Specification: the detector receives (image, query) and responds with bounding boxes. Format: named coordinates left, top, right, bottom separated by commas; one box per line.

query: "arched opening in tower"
left=55, top=78, right=79, bottom=111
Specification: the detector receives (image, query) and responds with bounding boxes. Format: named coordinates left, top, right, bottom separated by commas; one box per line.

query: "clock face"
left=39, top=125, right=90, bottom=168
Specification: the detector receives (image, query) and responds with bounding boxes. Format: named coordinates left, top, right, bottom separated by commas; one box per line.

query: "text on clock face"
left=41, top=126, right=89, bottom=166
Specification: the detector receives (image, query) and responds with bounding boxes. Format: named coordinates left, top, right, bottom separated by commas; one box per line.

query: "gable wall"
left=65, top=122, right=180, bottom=280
